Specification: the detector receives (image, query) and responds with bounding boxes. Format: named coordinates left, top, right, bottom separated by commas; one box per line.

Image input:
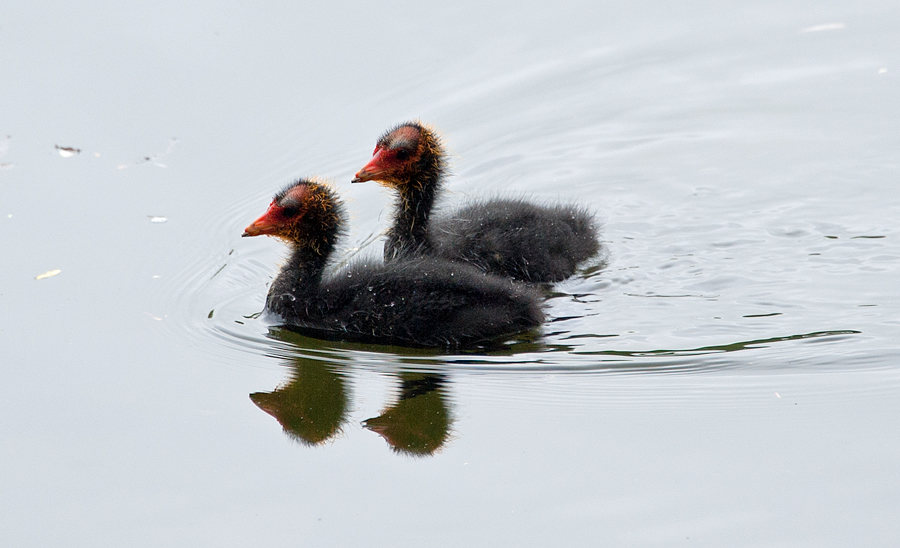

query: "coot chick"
left=351, top=122, right=600, bottom=283
left=242, top=178, right=544, bottom=348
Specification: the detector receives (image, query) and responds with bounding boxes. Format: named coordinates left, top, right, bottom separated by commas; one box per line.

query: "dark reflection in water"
left=249, top=325, right=864, bottom=454
left=568, top=330, right=862, bottom=358
left=363, top=373, right=451, bottom=457
left=255, top=328, right=453, bottom=456
left=250, top=358, right=349, bottom=446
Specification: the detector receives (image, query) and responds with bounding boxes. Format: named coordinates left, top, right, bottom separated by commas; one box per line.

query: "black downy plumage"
left=352, top=122, right=600, bottom=283
left=243, top=179, right=544, bottom=348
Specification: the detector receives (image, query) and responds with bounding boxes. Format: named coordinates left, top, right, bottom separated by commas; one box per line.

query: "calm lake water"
left=3, top=1, right=899, bottom=546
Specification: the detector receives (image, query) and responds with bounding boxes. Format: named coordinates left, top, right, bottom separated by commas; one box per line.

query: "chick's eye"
left=395, top=149, right=411, bottom=161
left=279, top=202, right=301, bottom=217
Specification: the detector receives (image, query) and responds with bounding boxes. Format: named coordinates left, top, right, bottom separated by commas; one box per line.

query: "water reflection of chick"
left=363, top=373, right=451, bottom=456
left=249, top=358, right=348, bottom=446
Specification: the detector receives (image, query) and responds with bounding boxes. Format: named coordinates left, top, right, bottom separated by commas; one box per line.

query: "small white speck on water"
left=799, top=22, right=845, bottom=33
left=148, top=216, right=168, bottom=223
left=35, top=269, right=61, bottom=280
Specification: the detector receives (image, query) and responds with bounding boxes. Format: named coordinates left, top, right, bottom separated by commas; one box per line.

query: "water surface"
left=2, top=0, right=899, bottom=546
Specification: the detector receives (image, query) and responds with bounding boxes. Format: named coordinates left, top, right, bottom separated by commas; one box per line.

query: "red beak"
left=351, top=148, right=387, bottom=183
left=242, top=202, right=281, bottom=237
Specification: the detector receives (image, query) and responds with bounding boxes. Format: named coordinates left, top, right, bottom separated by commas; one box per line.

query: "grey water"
left=2, top=0, right=899, bottom=546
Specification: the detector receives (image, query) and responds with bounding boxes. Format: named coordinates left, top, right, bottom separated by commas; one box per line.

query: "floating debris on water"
left=35, top=269, right=61, bottom=280
left=0, top=163, right=12, bottom=170
left=210, top=263, right=227, bottom=280
left=148, top=216, right=168, bottom=223
left=55, top=145, right=81, bottom=158
left=118, top=138, right=178, bottom=170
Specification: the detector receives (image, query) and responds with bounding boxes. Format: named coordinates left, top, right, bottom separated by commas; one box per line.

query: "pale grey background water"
left=2, top=1, right=899, bottom=546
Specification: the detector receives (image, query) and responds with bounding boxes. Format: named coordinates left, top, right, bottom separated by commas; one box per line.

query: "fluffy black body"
left=267, top=254, right=543, bottom=347
left=357, top=122, right=600, bottom=283
left=427, top=199, right=599, bottom=283
left=247, top=180, right=544, bottom=348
